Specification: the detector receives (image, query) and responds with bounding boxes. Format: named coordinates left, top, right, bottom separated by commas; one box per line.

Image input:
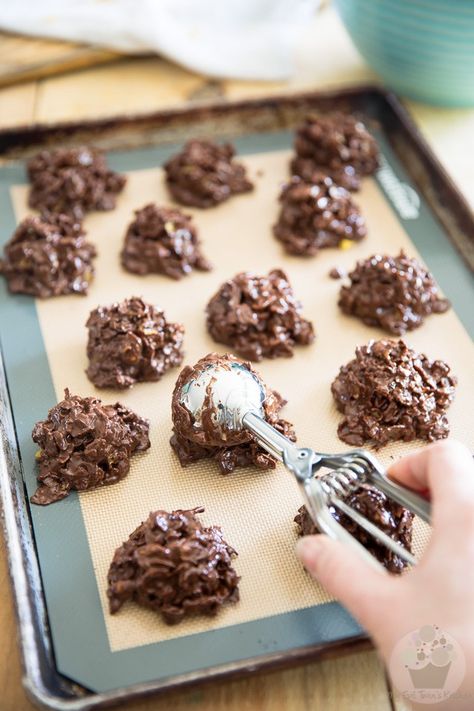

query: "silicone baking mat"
left=0, top=129, right=473, bottom=694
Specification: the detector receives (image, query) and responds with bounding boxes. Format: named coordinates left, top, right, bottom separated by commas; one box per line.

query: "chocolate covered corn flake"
left=291, top=112, right=379, bottom=191
left=331, top=339, right=457, bottom=448
left=31, top=390, right=150, bottom=505
left=273, top=175, right=366, bottom=257
left=0, top=213, right=96, bottom=298
left=107, top=507, right=239, bottom=624
left=295, top=484, right=414, bottom=574
left=27, top=146, right=126, bottom=219
left=164, top=139, right=253, bottom=208
left=206, top=268, right=315, bottom=360
left=86, top=296, right=184, bottom=389
left=338, top=251, right=450, bottom=334
left=121, top=203, right=211, bottom=278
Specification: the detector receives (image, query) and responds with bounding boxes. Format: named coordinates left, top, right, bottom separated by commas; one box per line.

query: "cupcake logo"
left=389, top=625, right=466, bottom=704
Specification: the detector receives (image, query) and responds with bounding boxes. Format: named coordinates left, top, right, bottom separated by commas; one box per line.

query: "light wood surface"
left=0, top=32, right=124, bottom=88
left=0, top=5, right=472, bottom=710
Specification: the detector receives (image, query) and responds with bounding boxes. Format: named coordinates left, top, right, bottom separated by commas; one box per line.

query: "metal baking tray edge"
left=0, top=85, right=472, bottom=709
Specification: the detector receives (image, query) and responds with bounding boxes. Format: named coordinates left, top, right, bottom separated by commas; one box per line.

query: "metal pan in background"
left=0, top=86, right=472, bottom=709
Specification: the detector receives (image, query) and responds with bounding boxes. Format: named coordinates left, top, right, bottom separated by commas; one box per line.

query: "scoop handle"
left=242, top=411, right=299, bottom=462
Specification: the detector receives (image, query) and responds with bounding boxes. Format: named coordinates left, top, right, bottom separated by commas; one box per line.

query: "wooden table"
left=0, top=7, right=472, bottom=710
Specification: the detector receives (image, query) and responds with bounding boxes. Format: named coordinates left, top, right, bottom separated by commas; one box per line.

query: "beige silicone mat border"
left=11, top=147, right=473, bottom=654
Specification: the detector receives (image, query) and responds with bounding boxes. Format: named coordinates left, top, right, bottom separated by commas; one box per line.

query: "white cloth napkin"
left=0, top=0, right=320, bottom=80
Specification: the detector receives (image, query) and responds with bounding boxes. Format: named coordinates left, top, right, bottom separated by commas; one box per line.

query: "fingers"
left=295, top=442, right=474, bottom=637
left=388, top=439, right=474, bottom=540
left=388, top=440, right=474, bottom=502
left=296, top=534, right=393, bottom=636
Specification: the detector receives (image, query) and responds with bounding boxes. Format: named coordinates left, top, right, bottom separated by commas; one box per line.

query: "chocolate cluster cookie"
left=107, top=507, right=239, bottom=624
left=331, top=339, right=457, bottom=447
left=86, top=297, right=184, bottom=389
left=291, top=113, right=380, bottom=191
left=338, top=251, right=450, bottom=334
left=27, top=146, right=126, bottom=219
left=206, top=268, right=315, bottom=360
left=0, top=213, right=96, bottom=297
left=273, top=175, right=367, bottom=257
left=164, top=139, right=253, bottom=208
left=295, top=484, right=414, bottom=573
left=121, top=203, right=211, bottom=279
left=170, top=353, right=295, bottom=474
left=31, top=389, right=150, bottom=505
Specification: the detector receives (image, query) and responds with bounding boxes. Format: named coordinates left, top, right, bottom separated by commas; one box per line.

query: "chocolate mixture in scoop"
left=338, top=251, right=450, bottom=334
left=331, top=339, right=457, bottom=448
left=86, top=296, right=184, bottom=389
left=0, top=213, right=96, bottom=298
left=121, top=203, right=211, bottom=279
left=164, top=139, right=253, bottom=208
left=206, top=268, right=315, bottom=360
left=107, top=506, right=239, bottom=625
left=171, top=352, right=295, bottom=474
left=295, top=483, right=414, bottom=574
left=27, top=146, right=126, bottom=219
left=291, top=112, right=380, bottom=191
left=31, top=390, right=150, bottom=505
left=273, top=175, right=367, bottom=257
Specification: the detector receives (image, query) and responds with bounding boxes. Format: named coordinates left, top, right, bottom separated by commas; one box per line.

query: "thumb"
left=296, top=534, right=394, bottom=636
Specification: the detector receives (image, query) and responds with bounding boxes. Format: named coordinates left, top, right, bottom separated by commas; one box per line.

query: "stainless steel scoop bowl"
left=179, top=360, right=431, bottom=571
left=179, top=361, right=265, bottom=433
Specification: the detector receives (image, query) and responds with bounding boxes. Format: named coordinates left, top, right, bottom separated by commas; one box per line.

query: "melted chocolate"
left=31, top=390, right=150, bottom=505
left=107, top=507, right=239, bottom=624
left=27, top=146, right=126, bottom=219
left=273, top=175, right=367, bottom=256
left=338, top=251, right=450, bottom=334
left=164, top=139, right=253, bottom=208
left=206, top=268, right=315, bottom=361
left=331, top=339, right=457, bottom=447
left=0, top=213, right=96, bottom=298
left=121, top=203, right=211, bottom=279
left=291, top=112, right=380, bottom=191
left=86, top=297, right=184, bottom=389
left=295, top=483, right=414, bottom=573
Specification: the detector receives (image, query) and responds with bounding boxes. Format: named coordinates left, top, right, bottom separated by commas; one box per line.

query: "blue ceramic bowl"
left=335, top=0, right=474, bottom=107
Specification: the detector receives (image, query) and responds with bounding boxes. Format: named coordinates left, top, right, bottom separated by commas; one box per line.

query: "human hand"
left=296, top=440, right=474, bottom=710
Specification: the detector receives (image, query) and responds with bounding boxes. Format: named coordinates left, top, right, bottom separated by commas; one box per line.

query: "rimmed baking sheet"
left=0, top=122, right=473, bottom=698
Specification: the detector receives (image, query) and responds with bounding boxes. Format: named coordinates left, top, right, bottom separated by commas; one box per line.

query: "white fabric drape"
left=0, top=0, right=320, bottom=80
